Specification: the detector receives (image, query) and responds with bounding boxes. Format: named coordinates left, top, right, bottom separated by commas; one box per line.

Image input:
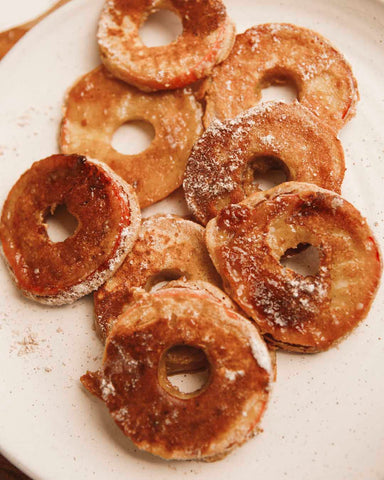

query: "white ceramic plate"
left=0, top=0, right=384, bottom=479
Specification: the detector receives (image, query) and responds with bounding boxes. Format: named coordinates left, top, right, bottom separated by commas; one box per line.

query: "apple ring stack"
left=204, top=23, right=359, bottom=130
left=81, top=287, right=273, bottom=461
left=184, top=101, right=345, bottom=225
left=206, top=182, right=382, bottom=352
left=60, top=66, right=203, bottom=207
left=97, top=0, right=236, bottom=91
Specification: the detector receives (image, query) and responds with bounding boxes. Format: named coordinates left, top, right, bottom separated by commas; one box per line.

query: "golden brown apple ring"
left=107, top=278, right=244, bottom=376
left=97, top=0, right=236, bottom=91
left=184, top=101, right=345, bottom=225
left=204, top=23, right=359, bottom=131
left=81, top=287, right=273, bottom=460
left=94, top=214, right=221, bottom=341
left=0, top=154, right=140, bottom=305
left=206, top=182, right=382, bottom=352
left=60, top=66, right=203, bottom=208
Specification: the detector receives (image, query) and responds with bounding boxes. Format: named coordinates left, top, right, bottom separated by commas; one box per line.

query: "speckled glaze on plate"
left=0, top=0, right=383, bottom=479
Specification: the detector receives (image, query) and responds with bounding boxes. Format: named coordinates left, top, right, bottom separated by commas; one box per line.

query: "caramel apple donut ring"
left=94, top=214, right=221, bottom=341
left=0, top=154, right=140, bottom=305
left=204, top=24, right=359, bottom=131
left=97, top=0, right=236, bottom=92
left=60, top=66, right=203, bottom=208
left=125, top=279, right=241, bottom=375
left=206, top=182, right=382, bottom=352
left=81, top=288, right=273, bottom=461
left=184, top=102, right=345, bottom=225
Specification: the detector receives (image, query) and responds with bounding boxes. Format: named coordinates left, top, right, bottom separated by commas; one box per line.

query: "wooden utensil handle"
left=0, top=453, right=32, bottom=480
left=0, top=0, right=72, bottom=60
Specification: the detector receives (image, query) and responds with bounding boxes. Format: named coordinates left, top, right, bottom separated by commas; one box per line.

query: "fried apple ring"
left=94, top=214, right=221, bottom=341
left=60, top=66, right=203, bottom=208
left=0, top=154, right=140, bottom=305
left=97, top=0, right=236, bottom=92
left=81, top=287, right=273, bottom=461
left=118, top=279, right=241, bottom=375
left=204, top=23, right=359, bottom=131
left=206, top=182, right=382, bottom=352
left=184, top=102, right=345, bottom=225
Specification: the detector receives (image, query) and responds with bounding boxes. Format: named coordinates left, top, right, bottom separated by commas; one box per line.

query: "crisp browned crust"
left=60, top=66, right=203, bottom=208
left=81, top=288, right=273, bottom=460
left=184, top=102, right=345, bottom=225
left=97, top=0, right=236, bottom=91
left=0, top=154, right=141, bottom=305
left=206, top=182, right=382, bottom=352
left=94, top=214, right=221, bottom=340
left=204, top=24, right=359, bottom=131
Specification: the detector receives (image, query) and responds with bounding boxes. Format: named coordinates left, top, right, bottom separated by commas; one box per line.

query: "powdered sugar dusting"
left=184, top=101, right=344, bottom=225
left=247, top=334, right=272, bottom=376
left=224, top=369, right=245, bottom=381
left=100, top=377, right=116, bottom=401
left=331, top=195, right=344, bottom=211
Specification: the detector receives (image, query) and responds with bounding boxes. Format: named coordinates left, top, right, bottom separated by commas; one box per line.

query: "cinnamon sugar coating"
left=94, top=214, right=221, bottom=340
left=97, top=0, right=236, bottom=91
left=0, top=154, right=140, bottom=305
left=82, top=288, right=273, bottom=460
left=206, top=182, right=382, bottom=352
left=184, top=102, right=345, bottom=225
left=60, top=66, right=203, bottom=208
left=204, top=24, right=359, bottom=131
